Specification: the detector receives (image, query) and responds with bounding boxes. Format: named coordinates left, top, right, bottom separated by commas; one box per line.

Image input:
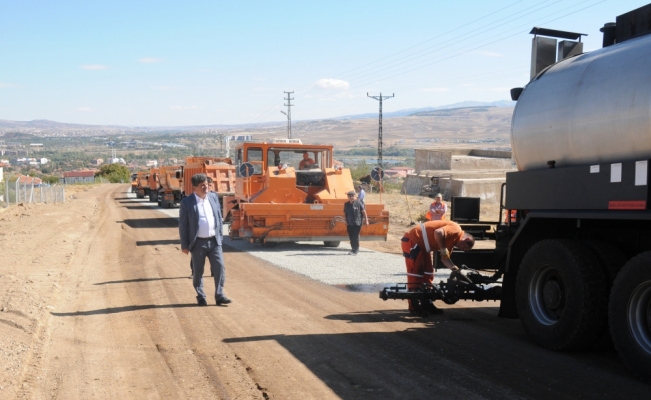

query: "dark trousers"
left=191, top=237, right=225, bottom=300
left=347, top=225, right=361, bottom=252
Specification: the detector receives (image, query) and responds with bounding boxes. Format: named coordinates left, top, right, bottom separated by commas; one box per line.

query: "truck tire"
left=582, top=240, right=628, bottom=349
left=323, top=241, right=341, bottom=247
left=609, top=251, right=651, bottom=383
left=516, top=239, right=608, bottom=351
left=582, top=240, right=627, bottom=285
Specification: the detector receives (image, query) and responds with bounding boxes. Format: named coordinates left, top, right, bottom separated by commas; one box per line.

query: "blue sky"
left=0, top=0, right=645, bottom=126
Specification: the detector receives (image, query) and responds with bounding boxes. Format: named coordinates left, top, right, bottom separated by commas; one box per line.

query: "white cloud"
left=476, top=51, right=503, bottom=57
left=77, top=107, right=91, bottom=112
left=420, top=87, right=450, bottom=93
left=314, top=78, right=350, bottom=90
left=80, top=64, right=109, bottom=70
left=139, top=57, right=163, bottom=63
left=169, top=105, right=200, bottom=111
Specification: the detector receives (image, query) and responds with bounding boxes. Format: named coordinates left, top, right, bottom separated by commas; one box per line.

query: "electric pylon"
left=367, top=92, right=394, bottom=169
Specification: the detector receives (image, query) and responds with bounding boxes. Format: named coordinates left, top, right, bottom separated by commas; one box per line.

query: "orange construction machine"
left=156, top=165, right=183, bottom=208
left=147, top=168, right=159, bottom=202
left=130, top=173, right=138, bottom=193
left=223, top=140, right=389, bottom=246
left=134, top=171, right=149, bottom=199
left=179, top=156, right=236, bottom=205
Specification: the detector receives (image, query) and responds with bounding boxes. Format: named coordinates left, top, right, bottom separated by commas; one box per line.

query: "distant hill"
left=0, top=99, right=516, bottom=136
left=334, top=100, right=515, bottom=120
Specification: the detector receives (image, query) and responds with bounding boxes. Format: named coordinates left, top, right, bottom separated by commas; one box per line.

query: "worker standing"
left=343, top=190, right=368, bottom=255
left=401, top=220, right=474, bottom=314
left=356, top=185, right=365, bottom=206
left=427, top=193, right=447, bottom=221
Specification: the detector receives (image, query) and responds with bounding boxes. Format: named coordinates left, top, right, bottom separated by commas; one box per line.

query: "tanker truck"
left=380, top=3, right=651, bottom=383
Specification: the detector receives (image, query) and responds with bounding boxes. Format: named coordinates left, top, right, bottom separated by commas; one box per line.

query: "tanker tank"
left=511, top=33, right=651, bottom=171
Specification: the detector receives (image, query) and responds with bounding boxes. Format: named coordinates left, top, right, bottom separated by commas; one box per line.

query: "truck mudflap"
left=379, top=269, right=502, bottom=306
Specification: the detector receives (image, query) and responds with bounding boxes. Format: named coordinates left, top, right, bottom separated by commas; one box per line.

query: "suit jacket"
left=179, top=192, right=223, bottom=251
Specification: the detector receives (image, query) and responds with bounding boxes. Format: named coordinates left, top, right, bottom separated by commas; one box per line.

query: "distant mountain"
left=334, top=100, right=515, bottom=120
left=0, top=100, right=516, bottom=135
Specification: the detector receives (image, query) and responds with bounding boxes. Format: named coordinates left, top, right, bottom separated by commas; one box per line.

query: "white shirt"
left=194, top=193, right=216, bottom=238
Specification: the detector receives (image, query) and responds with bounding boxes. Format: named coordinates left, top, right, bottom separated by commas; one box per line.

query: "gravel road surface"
left=0, top=184, right=648, bottom=399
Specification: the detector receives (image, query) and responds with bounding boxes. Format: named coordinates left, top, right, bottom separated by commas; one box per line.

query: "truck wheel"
left=582, top=240, right=628, bottom=349
left=609, top=252, right=651, bottom=383
left=323, top=241, right=341, bottom=247
left=516, top=239, right=608, bottom=351
left=583, top=240, right=627, bottom=285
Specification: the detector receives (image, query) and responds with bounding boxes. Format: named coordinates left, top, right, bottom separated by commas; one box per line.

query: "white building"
left=108, top=158, right=126, bottom=165
left=40, top=158, right=49, bottom=165
left=145, top=160, right=158, bottom=168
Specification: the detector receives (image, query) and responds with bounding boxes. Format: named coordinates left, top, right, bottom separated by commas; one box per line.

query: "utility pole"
left=367, top=92, right=394, bottom=170
left=284, top=91, right=294, bottom=139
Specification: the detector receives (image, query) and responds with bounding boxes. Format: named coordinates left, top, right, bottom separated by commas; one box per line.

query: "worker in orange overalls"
left=402, top=221, right=475, bottom=314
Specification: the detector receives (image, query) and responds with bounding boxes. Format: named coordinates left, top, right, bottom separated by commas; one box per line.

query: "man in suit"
left=179, top=173, right=232, bottom=306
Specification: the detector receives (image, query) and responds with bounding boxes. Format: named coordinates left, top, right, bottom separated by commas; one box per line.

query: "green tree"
left=350, top=159, right=371, bottom=181
left=95, top=164, right=130, bottom=183
left=41, top=175, right=60, bottom=184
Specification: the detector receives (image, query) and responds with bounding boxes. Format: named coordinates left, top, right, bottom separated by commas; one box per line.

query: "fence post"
left=15, top=179, right=19, bottom=204
left=62, top=185, right=65, bottom=202
left=29, top=181, right=34, bottom=204
left=4, top=179, right=8, bottom=208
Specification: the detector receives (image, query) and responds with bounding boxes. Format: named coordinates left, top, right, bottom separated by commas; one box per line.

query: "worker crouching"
left=402, top=221, right=474, bottom=315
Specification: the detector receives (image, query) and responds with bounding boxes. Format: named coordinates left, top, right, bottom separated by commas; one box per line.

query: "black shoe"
left=409, top=300, right=423, bottom=316
left=196, top=296, right=208, bottom=306
left=215, top=296, right=232, bottom=306
left=424, top=301, right=443, bottom=315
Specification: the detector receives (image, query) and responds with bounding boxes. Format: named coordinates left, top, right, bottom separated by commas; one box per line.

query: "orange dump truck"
left=223, top=140, right=389, bottom=246
left=134, top=171, right=149, bottom=199
left=130, top=173, right=138, bottom=193
left=147, top=168, right=159, bottom=202
left=156, top=165, right=183, bottom=208
left=179, top=156, right=236, bottom=205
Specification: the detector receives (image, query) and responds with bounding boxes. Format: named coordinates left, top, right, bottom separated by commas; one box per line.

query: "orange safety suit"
left=401, top=221, right=464, bottom=311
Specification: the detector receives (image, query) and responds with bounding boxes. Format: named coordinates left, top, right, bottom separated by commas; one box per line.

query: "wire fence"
left=3, top=180, right=66, bottom=207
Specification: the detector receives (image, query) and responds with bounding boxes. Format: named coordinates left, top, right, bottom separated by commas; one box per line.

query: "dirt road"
left=1, top=184, right=649, bottom=399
